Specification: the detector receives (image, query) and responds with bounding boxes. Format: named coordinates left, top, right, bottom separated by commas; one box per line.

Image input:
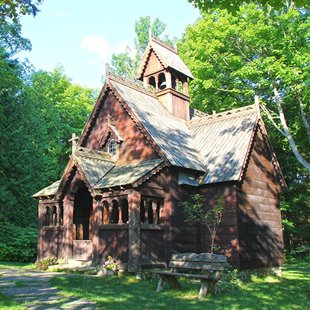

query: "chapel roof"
left=137, top=37, right=194, bottom=79
left=109, top=76, right=206, bottom=172
left=188, top=105, right=258, bottom=184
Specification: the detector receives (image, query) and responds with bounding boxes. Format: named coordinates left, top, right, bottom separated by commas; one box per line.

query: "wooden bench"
left=154, top=253, right=227, bottom=298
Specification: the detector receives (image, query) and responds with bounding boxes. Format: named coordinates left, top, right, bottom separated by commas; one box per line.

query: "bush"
left=0, top=222, right=37, bottom=262
left=36, top=257, right=58, bottom=270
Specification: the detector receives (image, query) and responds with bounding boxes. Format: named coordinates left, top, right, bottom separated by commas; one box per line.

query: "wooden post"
left=128, top=190, right=141, bottom=273
left=152, top=202, right=158, bottom=224
left=63, top=196, right=74, bottom=262
left=118, top=205, right=123, bottom=224
left=37, top=200, right=45, bottom=261
left=92, top=199, right=100, bottom=263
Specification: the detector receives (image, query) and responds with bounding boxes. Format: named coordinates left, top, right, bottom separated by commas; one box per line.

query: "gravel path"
left=0, top=268, right=96, bottom=309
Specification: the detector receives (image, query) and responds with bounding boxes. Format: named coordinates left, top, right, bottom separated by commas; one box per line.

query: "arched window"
left=103, top=200, right=109, bottom=224
left=122, top=199, right=129, bottom=223
left=45, top=207, right=51, bottom=226
left=149, top=76, right=156, bottom=89
left=140, top=199, right=145, bottom=223
left=111, top=200, right=119, bottom=223
left=158, top=73, right=166, bottom=90
left=108, top=139, right=117, bottom=156
left=148, top=200, right=154, bottom=224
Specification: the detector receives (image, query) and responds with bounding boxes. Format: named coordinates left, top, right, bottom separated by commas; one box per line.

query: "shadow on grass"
left=49, top=264, right=310, bottom=310
left=0, top=292, right=25, bottom=310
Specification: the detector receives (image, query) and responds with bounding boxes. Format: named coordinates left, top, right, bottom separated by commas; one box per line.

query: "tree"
left=178, top=5, right=309, bottom=172
left=178, top=4, right=309, bottom=249
left=181, top=194, right=224, bottom=254
left=111, top=16, right=176, bottom=79
left=0, top=0, right=42, bottom=22
left=188, top=0, right=309, bottom=12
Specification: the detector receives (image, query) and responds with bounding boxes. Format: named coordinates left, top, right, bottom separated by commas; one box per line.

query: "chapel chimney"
left=137, top=37, right=194, bottom=121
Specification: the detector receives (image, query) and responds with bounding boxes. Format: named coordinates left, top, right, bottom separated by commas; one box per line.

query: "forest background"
left=0, top=0, right=308, bottom=262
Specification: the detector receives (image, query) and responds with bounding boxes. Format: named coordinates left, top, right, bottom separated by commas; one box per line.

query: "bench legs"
left=198, top=280, right=218, bottom=298
left=156, top=275, right=182, bottom=293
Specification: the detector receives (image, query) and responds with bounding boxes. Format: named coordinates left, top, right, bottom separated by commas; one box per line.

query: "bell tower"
left=137, top=37, right=194, bottom=121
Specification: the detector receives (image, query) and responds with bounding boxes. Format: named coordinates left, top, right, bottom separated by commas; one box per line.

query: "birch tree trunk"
left=273, top=87, right=310, bottom=172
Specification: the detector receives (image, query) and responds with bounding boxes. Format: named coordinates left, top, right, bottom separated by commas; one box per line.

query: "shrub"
left=36, top=257, right=58, bottom=270
left=0, top=222, right=37, bottom=262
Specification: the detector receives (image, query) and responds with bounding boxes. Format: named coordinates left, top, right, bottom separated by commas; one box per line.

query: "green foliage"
left=178, top=4, right=309, bottom=248
left=36, top=257, right=58, bottom=270
left=111, top=16, right=176, bottom=79
left=188, top=0, right=309, bottom=13
left=0, top=0, right=42, bottom=22
left=181, top=194, right=224, bottom=253
left=0, top=222, right=37, bottom=262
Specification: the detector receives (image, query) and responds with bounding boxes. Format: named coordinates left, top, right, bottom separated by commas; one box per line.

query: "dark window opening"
left=108, top=139, right=117, bottom=156
left=45, top=207, right=51, bottom=226
left=122, top=199, right=129, bottom=223
left=148, top=200, right=154, bottom=224
left=158, top=73, right=166, bottom=90
left=149, top=76, right=156, bottom=88
left=140, top=199, right=145, bottom=223
left=111, top=200, right=119, bottom=223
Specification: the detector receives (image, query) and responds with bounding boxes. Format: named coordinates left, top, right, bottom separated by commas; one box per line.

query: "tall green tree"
left=188, top=0, right=309, bottom=12
left=111, top=16, right=176, bottom=78
left=178, top=4, right=309, bottom=248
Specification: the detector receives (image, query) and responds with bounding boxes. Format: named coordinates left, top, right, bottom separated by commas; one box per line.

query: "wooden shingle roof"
left=109, top=77, right=206, bottom=172
left=188, top=105, right=258, bottom=184
left=137, top=37, right=194, bottom=80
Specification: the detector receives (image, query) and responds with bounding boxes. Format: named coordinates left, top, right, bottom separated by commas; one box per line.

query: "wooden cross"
left=68, top=133, right=79, bottom=154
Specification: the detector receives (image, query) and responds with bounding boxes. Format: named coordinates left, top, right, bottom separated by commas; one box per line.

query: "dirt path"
left=0, top=267, right=96, bottom=309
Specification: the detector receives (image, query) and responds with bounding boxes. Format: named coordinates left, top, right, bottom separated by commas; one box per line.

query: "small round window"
left=108, top=139, right=117, bottom=156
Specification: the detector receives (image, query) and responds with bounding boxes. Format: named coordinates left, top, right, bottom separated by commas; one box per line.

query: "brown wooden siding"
left=238, top=129, right=283, bottom=269
left=98, top=226, right=129, bottom=262
left=41, top=227, right=65, bottom=258
left=85, top=91, right=158, bottom=164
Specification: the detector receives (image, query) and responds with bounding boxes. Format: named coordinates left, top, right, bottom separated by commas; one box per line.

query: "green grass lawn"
left=0, top=261, right=309, bottom=309
left=0, top=262, right=35, bottom=270
left=49, top=262, right=309, bottom=310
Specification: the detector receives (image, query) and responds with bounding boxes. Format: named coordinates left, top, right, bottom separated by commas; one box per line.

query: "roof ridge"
left=151, top=36, right=177, bottom=54
left=74, top=146, right=114, bottom=162
left=188, top=104, right=257, bottom=127
left=108, top=73, right=157, bottom=98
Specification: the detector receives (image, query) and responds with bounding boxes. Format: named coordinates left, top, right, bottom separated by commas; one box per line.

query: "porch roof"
left=94, top=158, right=164, bottom=189
left=32, top=180, right=61, bottom=198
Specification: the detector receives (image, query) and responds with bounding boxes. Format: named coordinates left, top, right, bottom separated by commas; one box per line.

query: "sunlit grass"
left=49, top=262, right=310, bottom=309
left=0, top=262, right=35, bottom=270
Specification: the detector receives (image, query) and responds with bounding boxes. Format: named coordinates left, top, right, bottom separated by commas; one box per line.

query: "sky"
left=18, top=0, right=201, bottom=88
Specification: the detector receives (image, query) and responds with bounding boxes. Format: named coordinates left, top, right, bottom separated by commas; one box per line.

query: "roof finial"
left=148, top=27, right=152, bottom=41
left=105, top=63, right=110, bottom=79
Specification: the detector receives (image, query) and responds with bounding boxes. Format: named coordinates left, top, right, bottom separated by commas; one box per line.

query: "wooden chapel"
left=33, top=37, right=285, bottom=271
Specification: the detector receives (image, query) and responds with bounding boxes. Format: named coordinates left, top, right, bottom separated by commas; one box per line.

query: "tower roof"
left=137, top=37, right=194, bottom=80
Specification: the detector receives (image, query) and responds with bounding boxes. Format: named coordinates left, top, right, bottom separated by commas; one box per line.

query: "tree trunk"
left=273, top=87, right=310, bottom=172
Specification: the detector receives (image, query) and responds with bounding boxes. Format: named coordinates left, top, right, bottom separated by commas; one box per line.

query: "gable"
left=143, top=50, right=165, bottom=77
left=137, top=38, right=194, bottom=80
left=81, top=89, right=159, bottom=165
